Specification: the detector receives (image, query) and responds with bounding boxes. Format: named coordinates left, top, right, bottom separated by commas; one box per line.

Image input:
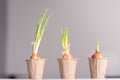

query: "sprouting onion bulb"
left=61, top=27, right=73, bottom=59
left=33, top=9, right=50, bottom=54
left=91, top=43, right=103, bottom=58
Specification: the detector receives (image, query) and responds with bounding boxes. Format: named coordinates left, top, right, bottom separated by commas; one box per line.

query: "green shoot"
left=33, top=9, right=50, bottom=53
left=61, top=27, right=70, bottom=50
left=96, top=42, right=100, bottom=51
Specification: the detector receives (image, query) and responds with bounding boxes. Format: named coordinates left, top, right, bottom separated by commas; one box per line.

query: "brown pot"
left=88, top=57, right=108, bottom=78
left=57, top=58, right=78, bottom=79
left=26, top=58, right=46, bottom=79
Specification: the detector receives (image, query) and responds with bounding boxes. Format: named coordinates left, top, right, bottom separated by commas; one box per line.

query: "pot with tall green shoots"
left=26, top=9, right=50, bottom=79
left=57, top=27, right=78, bottom=79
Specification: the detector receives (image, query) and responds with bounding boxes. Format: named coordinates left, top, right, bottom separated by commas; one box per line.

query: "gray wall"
left=3, top=0, right=120, bottom=78
left=0, top=0, right=7, bottom=77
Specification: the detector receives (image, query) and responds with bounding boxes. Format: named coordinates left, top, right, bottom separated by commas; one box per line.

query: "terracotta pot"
left=57, top=58, right=78, bottom=79
left=26, top=58, right=46, bottom=79
left=88, top=58, right=108, bottom=78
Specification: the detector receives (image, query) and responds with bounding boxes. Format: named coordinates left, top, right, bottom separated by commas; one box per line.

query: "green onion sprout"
left=33, top=9, right=50, bottom=54
left=61, top=27, right=70, bottom=50
left=96, top=42, right=100, bottom=51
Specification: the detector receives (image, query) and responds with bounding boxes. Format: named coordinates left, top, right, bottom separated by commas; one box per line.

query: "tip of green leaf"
left=96, top=42, right=99, bottom=51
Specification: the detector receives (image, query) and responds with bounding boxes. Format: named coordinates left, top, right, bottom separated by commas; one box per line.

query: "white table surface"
left=0, top=78, right=120, bottom=80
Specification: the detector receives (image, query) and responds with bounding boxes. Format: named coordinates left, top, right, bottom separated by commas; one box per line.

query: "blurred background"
left=0, top=0, right=120, bottom=79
